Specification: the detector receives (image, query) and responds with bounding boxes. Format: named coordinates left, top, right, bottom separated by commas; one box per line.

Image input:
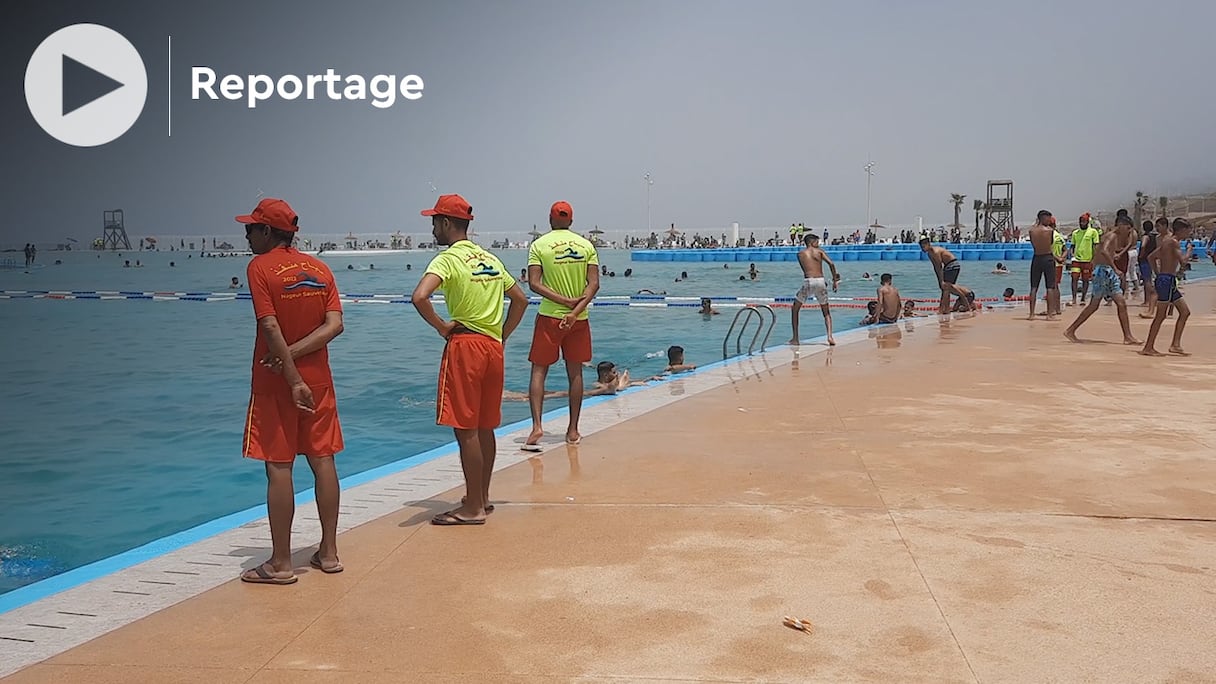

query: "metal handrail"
left=722, top=304, right=778, bottom=359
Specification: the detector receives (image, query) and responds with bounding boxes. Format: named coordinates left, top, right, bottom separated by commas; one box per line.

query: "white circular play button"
left=24, top=23, right=148, bottom=147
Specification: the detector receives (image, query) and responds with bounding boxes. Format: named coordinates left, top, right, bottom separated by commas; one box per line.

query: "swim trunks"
left=941, top=259, right=961, bottom=285
left=1090, top=264, right=1121, bottom=300
left=436, top=331, right=505, bottom=430
left=528, top=314, right=592, bottom=366
left=243, top=385, right=344, bottom=463
left=1138, top=261, right=1153, bottom=283
left=1154, top=273, right=1183, bottom=303
left=1030, top=253, right=1057, bottom=289
left=795, top=277, right=829, bottom=306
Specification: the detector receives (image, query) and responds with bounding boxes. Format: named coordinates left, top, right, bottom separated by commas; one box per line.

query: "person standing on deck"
left=1138, top=218, right=1166, bottom=316
left=1049, top=217, right=1066, bottom=316
left=411, top=194, right=529, bottom=525
left=523, top=201, right=600, bottom=450
left=1068, top=213, right=1101, bottom=307
left=1027, top=210, right=1059, bottom=321
left=238, top=198, right=346, bottom=584
left=788, top=233, right=840, bottom=346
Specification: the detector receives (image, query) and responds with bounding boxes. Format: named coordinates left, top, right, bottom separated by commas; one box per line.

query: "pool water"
left=1, top=247, right=1209, bottom=594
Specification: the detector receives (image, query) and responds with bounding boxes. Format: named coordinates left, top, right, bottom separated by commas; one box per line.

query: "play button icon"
left=25, top=24, right=148, bottom=147
left=62, top=54, right=126, bottom=117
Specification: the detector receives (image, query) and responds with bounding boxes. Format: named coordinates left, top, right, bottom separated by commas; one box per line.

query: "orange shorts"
left=437, top=332, right=504, bottom=430
left=528, top=314, right=592, bottom=366
left=1055, top=264, right=1064, bottom=285
left=243, top=385, right=343, bottom=463
left=1071, top=261, right=1093, bottom=279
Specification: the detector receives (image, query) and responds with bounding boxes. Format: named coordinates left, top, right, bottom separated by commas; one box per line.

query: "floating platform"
left=631, top=241, right=1209, bottom=263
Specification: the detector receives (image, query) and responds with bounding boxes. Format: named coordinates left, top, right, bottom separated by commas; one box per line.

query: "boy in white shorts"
left=788, top=233, right=840, bottom=346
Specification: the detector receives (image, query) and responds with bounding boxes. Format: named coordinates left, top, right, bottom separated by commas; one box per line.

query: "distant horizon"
left=6, top=1, right=1216, bottom=246
left=14, top=188, right=1214, bottom=250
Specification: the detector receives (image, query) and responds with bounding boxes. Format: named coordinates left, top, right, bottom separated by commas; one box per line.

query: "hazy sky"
left=4, top=0, right=1215, bottom=245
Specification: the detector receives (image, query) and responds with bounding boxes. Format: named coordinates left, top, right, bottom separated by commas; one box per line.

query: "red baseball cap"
left=235, top=198, right=299, bottom=233
left=421, top=194, right=474, bottom=221
left=550, top=201, right=573, bottom=222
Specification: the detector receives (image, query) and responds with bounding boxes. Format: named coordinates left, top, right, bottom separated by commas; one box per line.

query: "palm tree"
left=949, top=193, right=966, bottom=231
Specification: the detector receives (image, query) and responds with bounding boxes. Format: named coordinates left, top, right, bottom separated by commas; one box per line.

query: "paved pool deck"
left=3, top=282, right=1216, bottom=683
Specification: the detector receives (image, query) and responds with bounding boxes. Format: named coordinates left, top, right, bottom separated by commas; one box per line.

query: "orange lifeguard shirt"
left=247, top=246, right=342, bottom=393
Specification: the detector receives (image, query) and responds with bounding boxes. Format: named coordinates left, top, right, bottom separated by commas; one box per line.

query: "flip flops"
left=431, top=511, right=486, bottom=526
left=240, top=563, right=297, bottom=585
left=309, top=551, right=344, bottom=574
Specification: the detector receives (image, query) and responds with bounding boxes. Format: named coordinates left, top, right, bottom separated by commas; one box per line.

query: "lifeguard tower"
left=102, top=209, right=131, bottom=250
left=984, top=181, right=1013, bottom=241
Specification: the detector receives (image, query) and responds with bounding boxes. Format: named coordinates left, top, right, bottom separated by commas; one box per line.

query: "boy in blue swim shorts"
left=1140, top=218, right=1193, bottom=357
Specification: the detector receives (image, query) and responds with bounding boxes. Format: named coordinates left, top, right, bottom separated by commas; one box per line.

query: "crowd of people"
left=231, top=195, right=702, bottom=585
left=227, top=194, right=1202, bottom=586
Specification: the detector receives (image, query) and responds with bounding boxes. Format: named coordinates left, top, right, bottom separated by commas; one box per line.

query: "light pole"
left=864, top=159, right=876, bottom=228
left=644, top=172, right=653, bottom=234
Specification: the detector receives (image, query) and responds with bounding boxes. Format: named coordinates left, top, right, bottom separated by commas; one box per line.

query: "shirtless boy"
left=1140, top=218, right=1194, bottom=357
left=789, top=233, right=840, bottom=345
left=875, top=273, right=901, bottom=324
left=1027, top=210, right=1059, bottom=320
left=919, top=237, right=970, bottom=314
left=1063, top=215, right=1140, bottom=345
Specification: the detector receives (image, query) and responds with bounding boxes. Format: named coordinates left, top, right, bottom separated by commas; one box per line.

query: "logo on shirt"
left=471, top=261, right=500, bottom=277
left=554, top=246, right=584, bottom=261
left=284, top=271, right=327, bottom=290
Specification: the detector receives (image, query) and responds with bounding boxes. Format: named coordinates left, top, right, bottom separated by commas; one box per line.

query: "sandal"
left=240, top=563, right=297, bottom=585
left=432, top=511, right=486, bottom=526
left=309, top=551, right=344, bottom=574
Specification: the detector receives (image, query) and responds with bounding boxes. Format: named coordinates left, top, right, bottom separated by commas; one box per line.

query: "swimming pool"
left=2, top=247, right=1208, bottom=594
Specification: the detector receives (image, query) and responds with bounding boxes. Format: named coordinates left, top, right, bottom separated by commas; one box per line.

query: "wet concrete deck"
left=5, top=284, right=1216, bottom=683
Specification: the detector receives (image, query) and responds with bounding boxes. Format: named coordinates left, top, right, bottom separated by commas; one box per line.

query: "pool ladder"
left=722, top=305, right=777, bottom=359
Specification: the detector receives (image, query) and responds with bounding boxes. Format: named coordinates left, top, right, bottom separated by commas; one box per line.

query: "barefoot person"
left=875, top=273, right=901, bottom=324
left=523, top=201, right=600, bottom=451
left=1064, top=215, right=1140, bottom=346
left=411, top=194, right=529, bottom=524
left=919, top=237, right=970, bottom=314
left=788, top=233, right=840, bottom=345
left=1140, top=218, right=1194, bottom=357
left=237, top=198, right=346, bottom=585
left=1027, top=210, right=1059, bottom=320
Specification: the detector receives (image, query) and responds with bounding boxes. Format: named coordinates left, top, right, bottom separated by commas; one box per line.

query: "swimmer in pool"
left=901, top=300, right=922, bottom=318
left=860, top=301, right=879, bottom=325
left=502, top=361, right=651, bottom=402
left=698, top=297, right=719, bottom=316
left=663, top=345, right=697, bottom=373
